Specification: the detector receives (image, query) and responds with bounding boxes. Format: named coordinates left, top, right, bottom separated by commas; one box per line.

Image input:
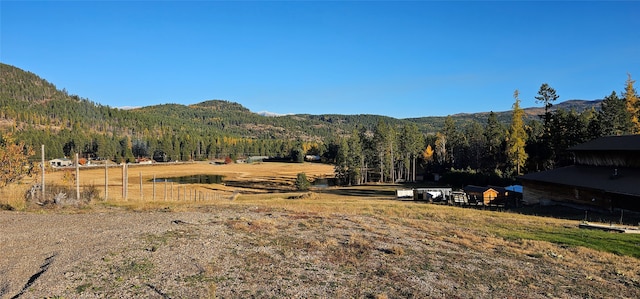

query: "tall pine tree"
left=598, top=91, right=632, bottom=136
left=534, top=83, right=559, bottom=169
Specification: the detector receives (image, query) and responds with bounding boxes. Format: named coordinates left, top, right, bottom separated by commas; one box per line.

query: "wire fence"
left=25, top=146, right=231, bottom=204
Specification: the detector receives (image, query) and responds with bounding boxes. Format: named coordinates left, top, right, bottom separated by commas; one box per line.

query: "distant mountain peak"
left=191, top=100, right=250, bottom=112
left=521, top=99, right=601, bottom=117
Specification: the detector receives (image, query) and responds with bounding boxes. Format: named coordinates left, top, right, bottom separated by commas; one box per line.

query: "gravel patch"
left=1, top=207, right=639, bottom=298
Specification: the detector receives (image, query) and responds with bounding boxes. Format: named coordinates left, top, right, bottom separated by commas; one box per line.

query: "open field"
left=0, top=162, right=336, bottom=209
left=1, top=162, right=639, bottom=298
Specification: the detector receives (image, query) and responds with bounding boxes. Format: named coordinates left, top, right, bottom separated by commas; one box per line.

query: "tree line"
left=328, top=74, right=639, bottom=185
left=0, top=63, right=347, bottom=162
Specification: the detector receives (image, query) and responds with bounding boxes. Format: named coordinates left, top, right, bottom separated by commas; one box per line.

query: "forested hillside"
left=0, top=63, right=410, bottom=161
left=1, top=62, right=629, bottom=184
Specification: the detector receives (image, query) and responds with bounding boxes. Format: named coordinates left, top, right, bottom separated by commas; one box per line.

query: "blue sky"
left=2, top=1, right=639, bottom=118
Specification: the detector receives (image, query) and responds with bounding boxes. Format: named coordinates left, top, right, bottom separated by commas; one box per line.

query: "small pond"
left=151, top=174, right=224, bottom=184
left=312, top=178, right=336, bottom=188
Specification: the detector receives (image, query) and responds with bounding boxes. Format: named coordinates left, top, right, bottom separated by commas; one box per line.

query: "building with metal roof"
left=519, top=135, right=640, bottom=211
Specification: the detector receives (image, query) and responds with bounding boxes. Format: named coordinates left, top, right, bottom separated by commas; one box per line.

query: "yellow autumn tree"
left=422, top=144, right=434, bottom=163
left=623, top=73, right=640, bottom=134
left=0, top=133, right=35, bottom=188
left=506, top=90, right=528, bottom=175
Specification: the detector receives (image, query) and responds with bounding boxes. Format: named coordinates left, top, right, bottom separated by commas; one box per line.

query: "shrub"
left=295, top=172, right=310, bottom=191
left=25, top=183, right=100, bottom=207
left=0, top=203, right=14, bottom=211
left=81, top=184, right=101, bottom=202
left=290, top=148, right=305, bottom=163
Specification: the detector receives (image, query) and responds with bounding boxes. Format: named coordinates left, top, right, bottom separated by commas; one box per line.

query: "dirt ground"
left=1, top=203, right=639, bottom=298
left=1, top=163, right=639, bottom=298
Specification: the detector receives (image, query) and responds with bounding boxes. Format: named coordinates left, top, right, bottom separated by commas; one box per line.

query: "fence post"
left=140, top=172, right=143, bottom=201
left=122, top=163, right=126, bottom=200
left=153, top=174, right=156, bottom=201
left=105, top=160, right=108, bottom=201
left=41, top=145, right=45, bottom=200
left=126, top=163, right=129, bottom=200
left=76, top=153, right=80, bottom=200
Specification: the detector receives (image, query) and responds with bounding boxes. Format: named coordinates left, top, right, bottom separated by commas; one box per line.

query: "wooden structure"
left=49, top=158, right=73, bottom=167
left=396, top=189, right=414, bottom=199
left=463, top=185, right=498, bottom=205
left=519, top=135, right=640, bottom=212
left=451, top=191, right=467, bottom=205
left=413, top=188, right=452, bottom=201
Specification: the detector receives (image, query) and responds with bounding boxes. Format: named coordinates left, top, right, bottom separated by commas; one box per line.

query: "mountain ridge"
left=1, top=63, right=601, bottom=123
left=1, top=62, right=602, bottom=141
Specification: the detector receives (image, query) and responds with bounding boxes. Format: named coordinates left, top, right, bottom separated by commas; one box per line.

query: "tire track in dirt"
left=10, top=253, right=56, bottom=299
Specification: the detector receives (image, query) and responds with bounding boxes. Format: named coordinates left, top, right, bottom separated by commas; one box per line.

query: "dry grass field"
left=1, top=162, right=639, bottom=298
left=0, top=161, right=336, bottom=209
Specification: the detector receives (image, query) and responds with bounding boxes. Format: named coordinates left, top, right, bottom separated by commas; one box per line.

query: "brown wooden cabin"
left=519, top=135, right=640, bottom=212
left=463, top=185, right=498, bottom=205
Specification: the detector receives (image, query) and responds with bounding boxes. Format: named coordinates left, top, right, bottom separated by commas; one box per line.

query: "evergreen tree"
left=582, top=107, right=602, bottom=142
left=358, top=127, right=375, bottom=184
left=132, top=139, right=149, bottom=158
left=295, top=173, right=310, bottom=191
left=598, top=91, right=631, bottom=136
left=534, top=83, right=559, bottom=169
left=334, top=137, right=350, bottom=185
left=465, top=121, right=486, bottom=171
left=119, top=136, right=135, bottom=163
left=346, top=130, right=363, bottom=185
left=62, top=139, right=77, bottom=157
left=535, top=83, right=559, bottom=129
left=442, top=116, right=462, bottom=167
left=434, top=132, right=447, bottom=166
left=549, top=109, right=591, bottom=166
left=322, top=136, right=340, bottom=163
left=290, top=147, right=305, bottom=163
left=483, top=111, right=505, bottom=170
left=373, top=120, right=395, bottom=183
left=398, top=123, right=424, bottom=181
left=525, top=118, right=546, bottom=172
